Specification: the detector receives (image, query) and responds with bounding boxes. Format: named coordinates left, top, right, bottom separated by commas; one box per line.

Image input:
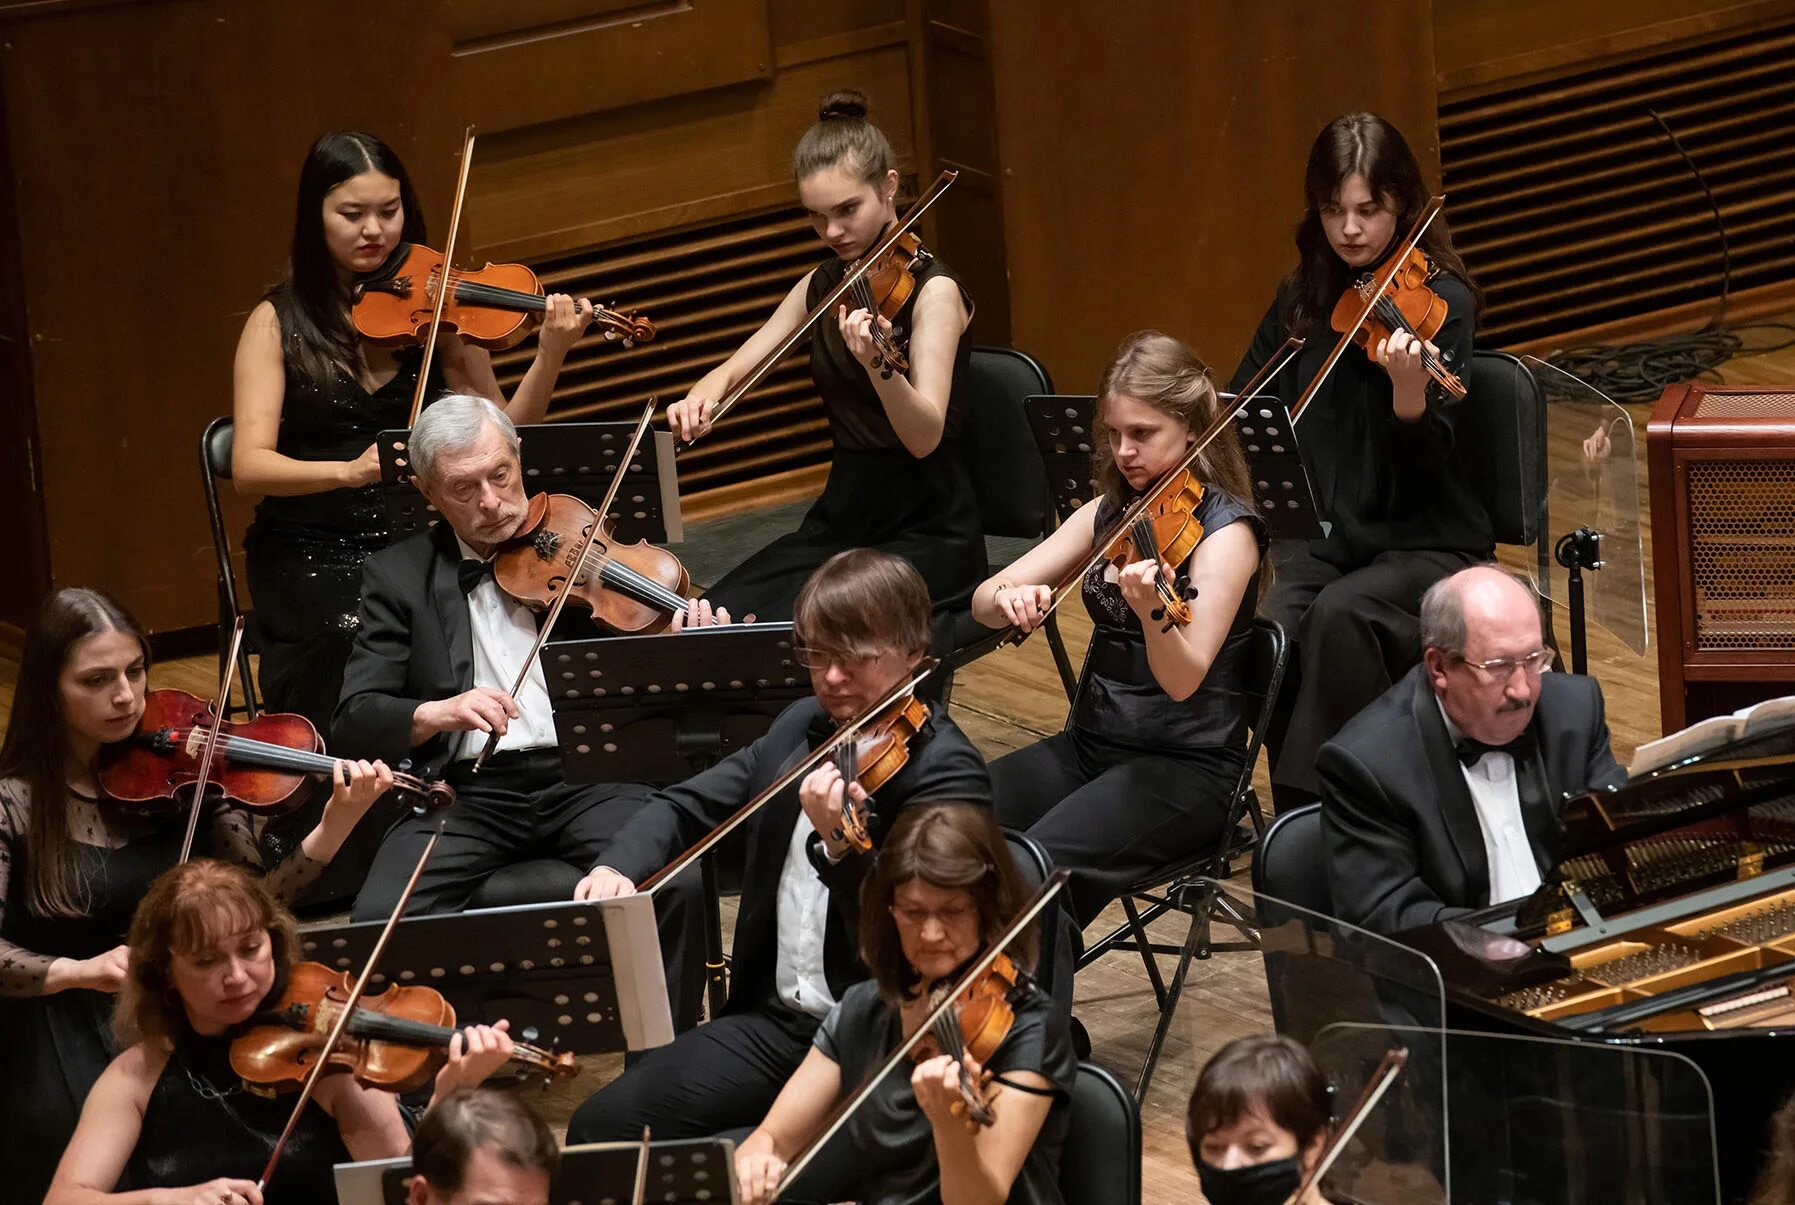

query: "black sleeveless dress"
left=242, top=290, right=434, bottom=729
left=123, top=1030, right=350, bottom=1204
left=989, top=487, right=1267, bottom=926
left=708, top=246, right=984, bottom=623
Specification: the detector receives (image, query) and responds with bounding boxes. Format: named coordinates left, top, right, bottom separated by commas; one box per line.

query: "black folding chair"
left=1058, top=1062, right=1142, bottom=1205
left=199, top=416, right=261, bottom=718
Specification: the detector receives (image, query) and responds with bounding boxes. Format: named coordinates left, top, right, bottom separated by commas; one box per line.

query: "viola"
left=915, top=951, right=1030, bottom=1130
left=1328, top=242, right=1465, bottom=399
left=845, top=230, right=932, bottom=378
left=1102, top=468, right=1206, bottom=630
left=231, top=961, right=576, bottom=1096
left=833, top=693, right=930, bottom=851
left=492, top=492, right=692, bottom=636
left=97, top=689, right=455, bottom=817
left=353, top=242, right=655, bottom=350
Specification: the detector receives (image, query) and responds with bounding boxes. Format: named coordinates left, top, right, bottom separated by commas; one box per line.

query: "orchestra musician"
left=970, top=331, right=1267, bottom=930
left=0, top=589, right=392, bottom=1205
left=406, top=1089, right=559, bottom=1205
left=567, top=549, right=991, bottom=1145
left=1186, top=1035, right=1335, bottom=1205
left=1321, top=566, right=1626, bottom=935
left=665, top=91, right=982, bottom=627
left=330, top=394, right=727, bottom=949
left=45, top=859, right=517, bottom=1205
left=1230, top=112, right=1490, bottom=811
left=733, top=802, right=1074, bottom=1205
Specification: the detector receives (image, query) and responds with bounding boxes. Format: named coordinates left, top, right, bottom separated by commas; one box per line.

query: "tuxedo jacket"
left=599, top=694, right=991, bottom=1017
left=1320, top=665, right=1626, bottom=936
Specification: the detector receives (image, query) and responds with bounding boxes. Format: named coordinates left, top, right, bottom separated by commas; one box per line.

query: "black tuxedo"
left=334, top=525, right=652, bottom=923
left=567, top=693, right=990, bottom=1144
left=1320, top=665, right=1626, bottom=935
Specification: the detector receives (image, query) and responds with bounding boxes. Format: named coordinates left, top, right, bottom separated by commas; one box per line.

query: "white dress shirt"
left=455, top=536, right=557, bottom=760
left=1436, top=698, right=1542, bottom=906
left=773, top=816, right=836, bottom=1020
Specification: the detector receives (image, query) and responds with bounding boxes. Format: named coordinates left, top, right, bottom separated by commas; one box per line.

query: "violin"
left=1102, top=468, right=1206, bottom=631
left=1328, top=242, right=1465, bottom=399
left=833, top=693, right=930, bottom=851
left=492, top=492, right=692, bottom=635
left=97, top=689, right=455, bottom=817
left=231, top=961, right=576, bottom=1096
left=915, top=951, right=1031, bottom=1130
left=845, top=230, right=932, bottom=378
left=353, top=242, right=655, bottom=350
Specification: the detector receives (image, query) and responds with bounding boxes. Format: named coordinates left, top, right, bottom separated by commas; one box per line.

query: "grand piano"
left=1399, top=720, right=1795, bottom=1203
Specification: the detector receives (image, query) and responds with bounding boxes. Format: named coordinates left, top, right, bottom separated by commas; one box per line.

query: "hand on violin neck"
left=433, top=1019, right=516, bottom=1097
left=312, top=758, right=396, bottom=847
left=911, top=1050, right=986, bottom=1131
left=836, top=303, right=894, bottom=374
left=411, top=687, right=519, bottom=745
left=669, top=597, right=735, bottom=631
left=1371, top=328, right=1434, bottom=420
left=1116, top=558, right=1177, bottom=623
left=798, top=763, right=859, bottom=860
left=534, top=293, right=595, bottom=358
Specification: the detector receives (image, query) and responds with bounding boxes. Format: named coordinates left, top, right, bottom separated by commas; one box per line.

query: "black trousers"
left=1260, top=543, right=1476, bottom=807
left=991, top=731, right=1242, bottom=929
left=567, top=1004, right=819, bottom=1143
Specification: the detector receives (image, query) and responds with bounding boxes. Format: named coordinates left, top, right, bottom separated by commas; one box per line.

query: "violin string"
left=571, top=544, right=689, bottom=613
left=1368, top=295, right=1455, bottom=384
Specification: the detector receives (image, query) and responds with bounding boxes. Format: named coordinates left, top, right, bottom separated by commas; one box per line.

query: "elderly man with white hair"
left=1320, top=564, right=1627, bottom=935
left=331, top=396, right=719, bottom=1020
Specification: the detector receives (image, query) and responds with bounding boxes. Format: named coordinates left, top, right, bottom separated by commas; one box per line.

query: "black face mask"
left=1196, top=1153, right=1305, bottom=1205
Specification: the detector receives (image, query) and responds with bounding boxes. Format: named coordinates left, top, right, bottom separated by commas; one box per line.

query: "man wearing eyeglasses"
left=565, top=547, right=990, bottom=1149
left=1320, top=564, right=1625, bottom=935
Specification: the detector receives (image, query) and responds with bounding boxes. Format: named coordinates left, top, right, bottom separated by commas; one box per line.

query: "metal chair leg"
left=1134, top=895, right=1210, bottom=1102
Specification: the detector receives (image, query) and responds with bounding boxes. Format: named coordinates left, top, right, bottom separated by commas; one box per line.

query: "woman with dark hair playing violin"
left=1231, top=112, right=1490, bottom=810
left=0, top=589, right=393, bottom=1205
left=971, top=332, right=1266, bottom=930
left=232, top=130, right=595, bottom=731
left=46, top=859, right=516, bottom=1205
left=734, top=802, right=1075, bottom=1205
left=666, top=90, right=980, bottom=627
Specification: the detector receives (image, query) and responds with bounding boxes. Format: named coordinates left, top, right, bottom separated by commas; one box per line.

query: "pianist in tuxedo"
left=1321, top=565, right=1626, bottom=935
left=333, top=393, right=730, bottom=931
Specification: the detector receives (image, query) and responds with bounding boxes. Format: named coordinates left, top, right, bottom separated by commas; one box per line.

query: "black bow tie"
left=1455, top=729, right=1537, bottom=767
left=457, top=558, right=494, bottom=596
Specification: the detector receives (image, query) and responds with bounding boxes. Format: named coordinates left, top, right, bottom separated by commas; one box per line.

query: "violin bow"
left=767, top=870, right=1069, bottom=1201
left=471, top=398, right=658, bottom=772
left=406, top=126, right=478, bottom=427
left=1287, top=196, right=1444, bottom=428
left=999, top=335, right=1307, bottom=648
left=1282, top=1047, right=1408, bottom=1205
left=691, top=170, right=958, bottom=436
left=640, top=658, right=941, bottom=894
left=176, top=616, right=247, bottom=864
left=630, top=1126, right=652, bottom=1205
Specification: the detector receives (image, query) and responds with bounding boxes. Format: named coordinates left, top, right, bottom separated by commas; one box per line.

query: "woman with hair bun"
left=668, top=90, right=981, bottom=627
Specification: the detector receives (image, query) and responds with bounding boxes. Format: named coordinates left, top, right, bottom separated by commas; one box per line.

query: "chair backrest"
left=1059, top=1061, right=1142, bottom=1205
left=198, top=416, right=259, bottom=716
left=1251, top=801, right=1328, bottom=916
left=1454, top=349, right=1544, bottom=548
left=957, top=346, right=1054, bottom=539
left=1004, top=827, right=1073, bottom=1016
left=1024, top=393, right=1098, bottom=526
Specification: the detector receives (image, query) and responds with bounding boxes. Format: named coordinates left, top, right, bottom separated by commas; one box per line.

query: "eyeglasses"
left=889, top=902, right=977, bottom=929
left=794, top=645, right=884, bottom=671
left=1453, top=648, right=1556, bottom=679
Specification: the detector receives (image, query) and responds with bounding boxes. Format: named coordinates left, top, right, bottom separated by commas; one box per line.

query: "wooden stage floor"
left=6, top=335, right=1795, bottom=1201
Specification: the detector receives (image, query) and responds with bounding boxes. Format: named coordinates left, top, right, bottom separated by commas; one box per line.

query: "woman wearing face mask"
left=0, top=589, right=393, bottom=1205
left=666, top=90, right=980, bottom=626
left=1230, top=111, right=1489, bottom=812
left=971, top=331, right=1265, bottom=931
left=733, top=803, right=1076, bottom=1205
left=233, top=130, right=594, bottom=731
left=46, top=859, right=515, bottom=1205
left=1187, top=1035, right=1335, bottom=1205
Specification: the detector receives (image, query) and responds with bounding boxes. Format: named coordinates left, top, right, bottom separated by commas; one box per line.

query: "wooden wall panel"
left=984, top=0, right=1438, bottom=395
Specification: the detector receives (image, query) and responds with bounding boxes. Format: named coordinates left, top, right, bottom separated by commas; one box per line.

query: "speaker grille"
left=1691, top=392, right=1795, bottom=419
left=1688, top=459, right=1795, bottom=650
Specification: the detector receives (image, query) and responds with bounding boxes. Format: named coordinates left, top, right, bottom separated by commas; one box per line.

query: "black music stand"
left=545, top=622, right=812, bottom=1015
left=335, top=1136, right=738, bottom=1205
left=376, top=421, right=683, bottom=546
left=297, top=891, right=673, bottom=1058
left=1233, top=398, right=1324, bottom=541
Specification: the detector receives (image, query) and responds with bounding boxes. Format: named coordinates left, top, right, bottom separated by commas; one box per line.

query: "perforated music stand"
left=297, top=891, right=673, bottom=1059
left=376, top=421, right=684, bottom=546
left=1232, top=397, right=1324, bottom=541
left=543, top=623, right=811, bottom=787
left=334, top=1136, right=739, bottom=1205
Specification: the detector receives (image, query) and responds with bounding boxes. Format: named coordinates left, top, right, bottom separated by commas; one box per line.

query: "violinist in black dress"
left=666, top=91, right=981, bottom=627
left=1230, top=112, right=1490, bottom=809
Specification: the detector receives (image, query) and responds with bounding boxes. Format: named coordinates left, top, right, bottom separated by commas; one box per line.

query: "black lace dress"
left=708, top=247, right=983, bottom=623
